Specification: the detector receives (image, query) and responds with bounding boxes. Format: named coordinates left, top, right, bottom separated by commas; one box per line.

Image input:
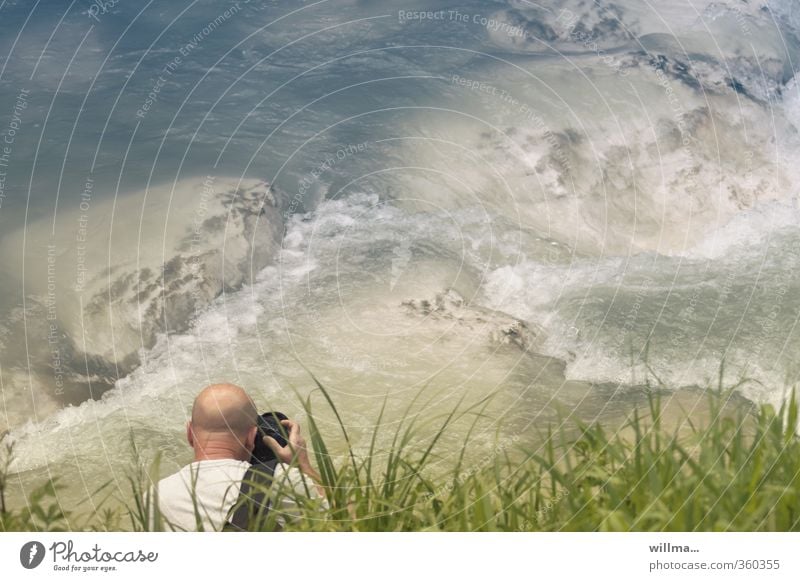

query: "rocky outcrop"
left=401, top=288, right=543, bottom=353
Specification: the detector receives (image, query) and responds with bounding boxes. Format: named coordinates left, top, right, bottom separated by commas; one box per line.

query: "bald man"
left=153, top=383, right=326, bottom=531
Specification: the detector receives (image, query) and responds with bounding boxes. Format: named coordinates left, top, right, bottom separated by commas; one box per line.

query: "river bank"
left=2, top=383, right=794, bottom=532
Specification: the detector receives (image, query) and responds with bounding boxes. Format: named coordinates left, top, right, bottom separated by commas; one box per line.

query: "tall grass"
left=0, top=435, right=122, bottom=532
left=2, top=382, right=799, bottom=532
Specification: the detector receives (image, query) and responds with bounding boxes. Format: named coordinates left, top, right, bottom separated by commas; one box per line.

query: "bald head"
left=191, top=383, right=258, bottom=435
left=187, top=384, right=259, bottom=461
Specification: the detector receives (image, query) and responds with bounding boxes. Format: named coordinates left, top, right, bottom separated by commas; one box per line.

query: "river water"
left=1, top=0, right=799, bottom=507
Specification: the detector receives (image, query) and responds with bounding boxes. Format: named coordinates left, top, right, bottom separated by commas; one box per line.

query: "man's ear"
left=246, top=425, right=258, bottom=452
left=186, top=421, right=194, bottom=447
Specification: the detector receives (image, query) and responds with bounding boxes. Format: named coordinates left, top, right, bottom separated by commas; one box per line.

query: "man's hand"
left=263, top=419, right=326, bottom=498
left=263, top=419, right=310, bottom=468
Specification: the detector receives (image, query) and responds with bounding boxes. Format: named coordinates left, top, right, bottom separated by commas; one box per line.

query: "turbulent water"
left=2, top=0, right=800, bottom=503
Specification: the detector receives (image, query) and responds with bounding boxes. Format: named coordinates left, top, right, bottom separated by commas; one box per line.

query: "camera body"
left=250, top=411, right=289, bottom=465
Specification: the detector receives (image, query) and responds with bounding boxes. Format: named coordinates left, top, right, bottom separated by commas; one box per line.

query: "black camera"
left=250, top=411, right=289, bottom=465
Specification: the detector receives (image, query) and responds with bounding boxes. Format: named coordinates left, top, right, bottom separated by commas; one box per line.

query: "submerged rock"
left=0, top=177, right=286, bottom=419
left=402, top=288, right=543, bottom=352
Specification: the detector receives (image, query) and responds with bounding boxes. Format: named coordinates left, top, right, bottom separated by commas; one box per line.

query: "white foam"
left=687, top=199, right=800, bottom=260
left=784, top=75, right=800, bottom=132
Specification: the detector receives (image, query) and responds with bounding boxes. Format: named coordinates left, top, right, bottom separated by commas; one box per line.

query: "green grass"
left=2, top=382, right=799, bottom=532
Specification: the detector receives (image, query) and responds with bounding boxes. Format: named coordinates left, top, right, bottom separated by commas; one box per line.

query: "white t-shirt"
left=152, top=459, right=326, bottom=531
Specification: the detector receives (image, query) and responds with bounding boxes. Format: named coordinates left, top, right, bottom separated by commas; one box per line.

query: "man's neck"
left=193, top=440, right=249, bottom=462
